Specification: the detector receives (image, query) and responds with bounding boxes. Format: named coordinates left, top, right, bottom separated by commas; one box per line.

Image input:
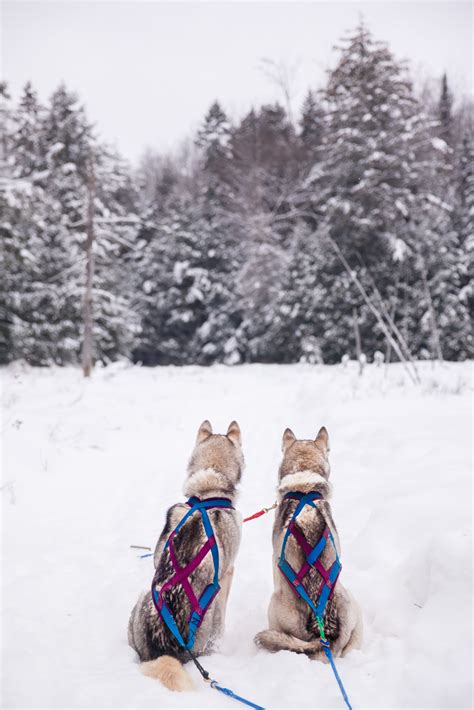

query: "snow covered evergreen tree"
left=301, top=23, right=435, bottom=360
left=1, top=27, right=470, bottom=367
left=1, top=83, right=140, bottom=367
left=438, top=73, right=453, bottom=146
left=231, top=102, right=300, bottom=360
left=299, top=90, right=325, bottom=165
left=1, top=84, right=83, bottom=364
left=133, top=201, right=214, bottom=365
left=38, top=85, right=140, bottom=365
left=196, top=101, right=234, bottom=208
left=90, top=145, right=141, bottom=362
left=11, top=82, right=45, bottom=178
left=0, top=82, right=15, bottom=362
left=450, top=135, right=474, bottom=357
left=192, top=102, right=244, bottom=363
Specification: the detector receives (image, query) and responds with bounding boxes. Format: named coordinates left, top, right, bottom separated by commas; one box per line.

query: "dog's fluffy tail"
left=255, top=629, right=322, bottom=655
left=141, top=656, right=194, bottom=692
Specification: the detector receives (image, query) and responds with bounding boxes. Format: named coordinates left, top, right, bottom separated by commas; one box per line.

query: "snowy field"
left=1, top=361, right=472, bottom=710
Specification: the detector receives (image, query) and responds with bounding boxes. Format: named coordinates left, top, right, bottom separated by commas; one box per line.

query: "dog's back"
left=274, top=492, right=341, bottom=642
left=255, top=426, right=362, bottom=659
left=128, top=420, right=243, bottom=690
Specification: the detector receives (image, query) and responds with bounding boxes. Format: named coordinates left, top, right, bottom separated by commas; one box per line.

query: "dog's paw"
left=253, top=629, right=282, bottom=653
left=253, top=630, right=269, bottom=648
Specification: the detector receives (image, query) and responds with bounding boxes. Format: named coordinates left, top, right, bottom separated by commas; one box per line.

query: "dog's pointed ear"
left=282, top=427, right=296, bottom=452
left=226, top=420, right=242, bottom=447
left=315, top=426, right=330, bottom=453
left=196, top=420, right=213, bottom=444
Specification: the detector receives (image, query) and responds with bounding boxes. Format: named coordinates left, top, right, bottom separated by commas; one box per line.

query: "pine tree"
left=299, top=90, right=325, bottom=165
left=301, top=22, right=431, bottom=360
left=38, top=85, right=140, bottom=365
left=133, top=201, right=211, bottom=365
left=13, top=195, right=83, bottom=365
left=91, top=145, right=141, bottom=362
left=230, top=102, right=301, bottom=361
left=257, top=222, right=324, bottom=363
left=438, top=73, right=453, bottom=146
left=451, top=135, right=474, bottom=357
left=193, top=102, right=244, bottom=363
left=12, top=82, right=44, bottom=178
left=196, top=101, right=234, bottom=209
left=0, top=82, right=15, bottom=362
left=0, top=182, right=81, bottom=364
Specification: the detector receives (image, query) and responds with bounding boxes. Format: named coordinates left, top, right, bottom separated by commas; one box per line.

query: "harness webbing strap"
left=151, top=496, right=233, bottom=651
left=278, top=491, right=352, bottom=710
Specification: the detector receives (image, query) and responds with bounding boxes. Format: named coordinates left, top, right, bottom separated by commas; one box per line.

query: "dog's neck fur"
left=277, top=470, right=332, bottom=501
left=183, top=467, right=237, bottom=501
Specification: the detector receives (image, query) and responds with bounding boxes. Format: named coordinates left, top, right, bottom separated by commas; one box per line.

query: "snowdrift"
left=2, top=361, right=472, bottom=708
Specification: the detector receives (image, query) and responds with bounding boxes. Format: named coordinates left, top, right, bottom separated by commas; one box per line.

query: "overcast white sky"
left=1, top=1, right=472, bottom=162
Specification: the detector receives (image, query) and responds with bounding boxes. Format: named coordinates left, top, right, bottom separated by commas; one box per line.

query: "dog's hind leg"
left=128, top=592, right=146, bottom=655
left=215, top=566, right=234, bottom=634
left=254, top=629, right=321, bottom=654
left=220, top=567, right=234, bottom=614
left=341, top=597, right=363, bottom=657
left=256, top=590, right=321, bottom=654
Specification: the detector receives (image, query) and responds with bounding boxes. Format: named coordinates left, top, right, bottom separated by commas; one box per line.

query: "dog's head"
left=184, top=420, right=244, bottom=500
left=277, top=426, right=331, bottom=497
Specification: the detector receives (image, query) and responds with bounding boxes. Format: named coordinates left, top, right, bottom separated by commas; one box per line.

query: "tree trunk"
left=82, top=153, right=95, bottom=378
left=353, top=308, right=363, bottom=374
left=419, top=253, right=444, bottom=361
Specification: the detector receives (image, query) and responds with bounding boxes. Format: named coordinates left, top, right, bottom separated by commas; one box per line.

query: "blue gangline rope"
left=211, top=680, right=265, bottom=710
left=187, top=650, right=265, bottom=709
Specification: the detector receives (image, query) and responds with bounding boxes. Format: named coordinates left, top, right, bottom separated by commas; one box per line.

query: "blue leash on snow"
left=320, top=639, right=352, bottom=710
left=188, top=649, right=264, bottom=709
left=211, top=679, right=265, bottom=710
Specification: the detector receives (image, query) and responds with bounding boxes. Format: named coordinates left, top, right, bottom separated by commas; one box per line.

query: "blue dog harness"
left=151, top=495, right=233, bottom=650
left=278, top=491, right=352, bottom=710
left=150, top=496, right=265, bottom=709
left=278, top=491, right=341, bottom=616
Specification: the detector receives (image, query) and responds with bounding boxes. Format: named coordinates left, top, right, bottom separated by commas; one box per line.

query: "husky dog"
left=255, top=426, right=362, bottom=660
left=128, top=420, right=243, bottom=691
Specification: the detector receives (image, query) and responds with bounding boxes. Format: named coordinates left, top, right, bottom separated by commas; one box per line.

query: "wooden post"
left=82, top=152, right=95, bottom=378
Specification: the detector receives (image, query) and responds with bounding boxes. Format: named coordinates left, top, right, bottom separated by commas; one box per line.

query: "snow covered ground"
left=1, top=361, right=472, bottom=710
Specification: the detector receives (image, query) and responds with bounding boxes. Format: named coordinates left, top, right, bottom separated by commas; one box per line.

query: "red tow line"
left=242, top=501, right=278, bottom=523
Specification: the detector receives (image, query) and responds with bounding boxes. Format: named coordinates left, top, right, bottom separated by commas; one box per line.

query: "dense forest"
left=1, top=24, right=472, bottom=369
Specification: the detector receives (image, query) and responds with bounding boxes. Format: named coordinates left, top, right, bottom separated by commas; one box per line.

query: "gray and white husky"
left=128, top=420, right=243, bottom=691
left=255, top=426, right=362, bottom=660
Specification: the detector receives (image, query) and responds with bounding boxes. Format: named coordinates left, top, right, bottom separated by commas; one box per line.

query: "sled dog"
left=128, top=420, right=243, bottom=691
left=255, top=426, right=362, bottom=660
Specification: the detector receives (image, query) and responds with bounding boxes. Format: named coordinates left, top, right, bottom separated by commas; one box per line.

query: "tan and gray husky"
left=128, top=420, right=243, bottom=691
left=255, top=426, right=362, bottom=660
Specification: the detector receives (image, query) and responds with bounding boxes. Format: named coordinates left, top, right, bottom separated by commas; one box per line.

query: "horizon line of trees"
left=1, top=23, right=473, bottom=373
